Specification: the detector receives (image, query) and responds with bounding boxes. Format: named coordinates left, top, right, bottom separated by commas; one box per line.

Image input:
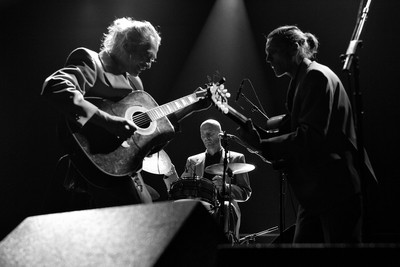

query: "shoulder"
left=308, top=61, right=339, bottom=81
left=303, top=62, right=330, bottom=86
left=229, top=151, right=245, bottom=159
left=187, top=152, right=205, bottom=162
left=304, top=61, right=344, bottom=95
left=65, top=47, right=98, bottom=67
left=229, top=151, right=244, bottom=157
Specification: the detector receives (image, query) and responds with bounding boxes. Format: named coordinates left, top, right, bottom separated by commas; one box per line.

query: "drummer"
left=164, top=119, right=252, bottom=240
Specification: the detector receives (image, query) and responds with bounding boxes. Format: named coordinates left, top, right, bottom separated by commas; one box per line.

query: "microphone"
left=235, top=80, right=245, bottom=102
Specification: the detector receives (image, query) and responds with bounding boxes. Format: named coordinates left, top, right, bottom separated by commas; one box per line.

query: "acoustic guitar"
left=66, top=83, right=227, bottom=178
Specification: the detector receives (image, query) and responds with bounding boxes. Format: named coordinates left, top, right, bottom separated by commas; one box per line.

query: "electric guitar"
left=66, top=83, right=226, bottom=177
left=212, top=88, right=290, bottom=163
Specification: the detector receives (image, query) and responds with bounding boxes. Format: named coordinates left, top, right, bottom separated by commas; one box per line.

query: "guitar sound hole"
left=132, top=111, right=150, bottom=128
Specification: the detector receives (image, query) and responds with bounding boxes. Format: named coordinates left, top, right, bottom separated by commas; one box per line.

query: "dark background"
left=1, top=0, right=399, bottom=242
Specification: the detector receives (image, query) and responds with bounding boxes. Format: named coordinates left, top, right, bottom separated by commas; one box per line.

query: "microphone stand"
left=341, top=0, right=371, bottom=241
left=237, top=90, right=288, bottom=242
left=220, top=131, right=236, bottom=244
left=238, top=92, right=269, bottom=120
left=224, top=133, right=286, bottom=243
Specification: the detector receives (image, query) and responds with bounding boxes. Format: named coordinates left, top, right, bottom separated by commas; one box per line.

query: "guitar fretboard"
left=147, top=93, right=198, bottom=121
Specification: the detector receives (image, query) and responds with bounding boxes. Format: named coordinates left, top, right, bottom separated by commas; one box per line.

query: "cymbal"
left=204, top=163, right=255, bottom=175
left=142, top=150, right=172, bottom=175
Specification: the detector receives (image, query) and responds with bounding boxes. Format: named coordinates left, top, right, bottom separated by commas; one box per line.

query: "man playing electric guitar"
left=41, top=17, right=215, bottom=208
left=236, top=26, right=376, bottom=244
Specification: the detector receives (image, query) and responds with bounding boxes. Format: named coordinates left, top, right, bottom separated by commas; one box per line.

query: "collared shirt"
left=203, top=149, right=223, bottom=180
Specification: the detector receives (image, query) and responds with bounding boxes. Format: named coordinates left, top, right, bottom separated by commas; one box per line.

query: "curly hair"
left=266, top=25, right=319, bottom=60
left=101, top=17, right=161, bottom=56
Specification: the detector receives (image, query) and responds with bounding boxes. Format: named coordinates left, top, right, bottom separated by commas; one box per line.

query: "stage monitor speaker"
left=0, top=200, right=226, bottom=267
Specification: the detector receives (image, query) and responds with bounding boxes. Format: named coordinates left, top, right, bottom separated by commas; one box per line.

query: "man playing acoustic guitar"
left=41, top=17, right=213, bottom=208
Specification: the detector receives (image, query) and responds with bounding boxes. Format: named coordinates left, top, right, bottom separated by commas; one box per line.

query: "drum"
left=169, top=177, right=218, bottom=212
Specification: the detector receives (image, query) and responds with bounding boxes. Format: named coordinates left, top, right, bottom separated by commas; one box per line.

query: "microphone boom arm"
left=240, top=93, right=269, bottom=120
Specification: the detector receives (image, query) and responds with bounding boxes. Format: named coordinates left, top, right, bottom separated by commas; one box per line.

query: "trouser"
left=64, top=157, right=152, bottom=208
left=293, top=194, right=363, bottom=244
left=85, top=172, right=153, bottom=208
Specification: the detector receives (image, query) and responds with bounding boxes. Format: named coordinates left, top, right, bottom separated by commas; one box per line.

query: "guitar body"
left=67, top=91, right=175, bottom=177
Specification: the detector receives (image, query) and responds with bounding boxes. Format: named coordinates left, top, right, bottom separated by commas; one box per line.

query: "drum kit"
left=143, top=148, right=278, bottom=244
left=142, top=149, right=255, bottom=206
left=168, top=162, right=255, bottom=214
left=143, top=150, right=256, bottom=214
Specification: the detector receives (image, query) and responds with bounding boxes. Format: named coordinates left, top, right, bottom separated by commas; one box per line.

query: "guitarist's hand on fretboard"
left=192, top=87, right=213, bottom=111
left=172, top=86, right=216, bottom=122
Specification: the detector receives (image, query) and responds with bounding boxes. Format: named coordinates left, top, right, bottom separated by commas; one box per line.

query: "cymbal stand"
left=220, top=131, right=236, bottom=244
left=238, top=225, right=279, bottom=244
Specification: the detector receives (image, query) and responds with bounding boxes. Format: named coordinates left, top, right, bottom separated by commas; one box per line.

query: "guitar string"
left=130, top=94, right=198, bottom=126
left=127, top=85, right=224, bottom=125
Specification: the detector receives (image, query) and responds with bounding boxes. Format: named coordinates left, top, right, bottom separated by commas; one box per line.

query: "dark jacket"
left=260, top=58, right=363, bottom=212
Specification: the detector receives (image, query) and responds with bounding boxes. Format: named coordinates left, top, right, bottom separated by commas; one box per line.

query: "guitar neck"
left=223, top=104, right=281, bottom=140
left=220, top=104, right=272, bottom=163
left=224, top=105, right=249, bottom=128
left=146, top=93, right=199, bottom=121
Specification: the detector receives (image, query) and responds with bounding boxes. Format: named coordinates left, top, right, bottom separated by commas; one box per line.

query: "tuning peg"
left=217, top=77, right=226, bottom=85
left=215, top=102, right=229, bottom=114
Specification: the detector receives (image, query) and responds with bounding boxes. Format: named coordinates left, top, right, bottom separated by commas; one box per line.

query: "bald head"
left=200, top=119, right=222, bottom=132
left=200, top=119, right=222, bottom=154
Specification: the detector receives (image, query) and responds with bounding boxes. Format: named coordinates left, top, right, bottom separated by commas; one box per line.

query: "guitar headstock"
left=207, top=80, right=230, bottom=114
